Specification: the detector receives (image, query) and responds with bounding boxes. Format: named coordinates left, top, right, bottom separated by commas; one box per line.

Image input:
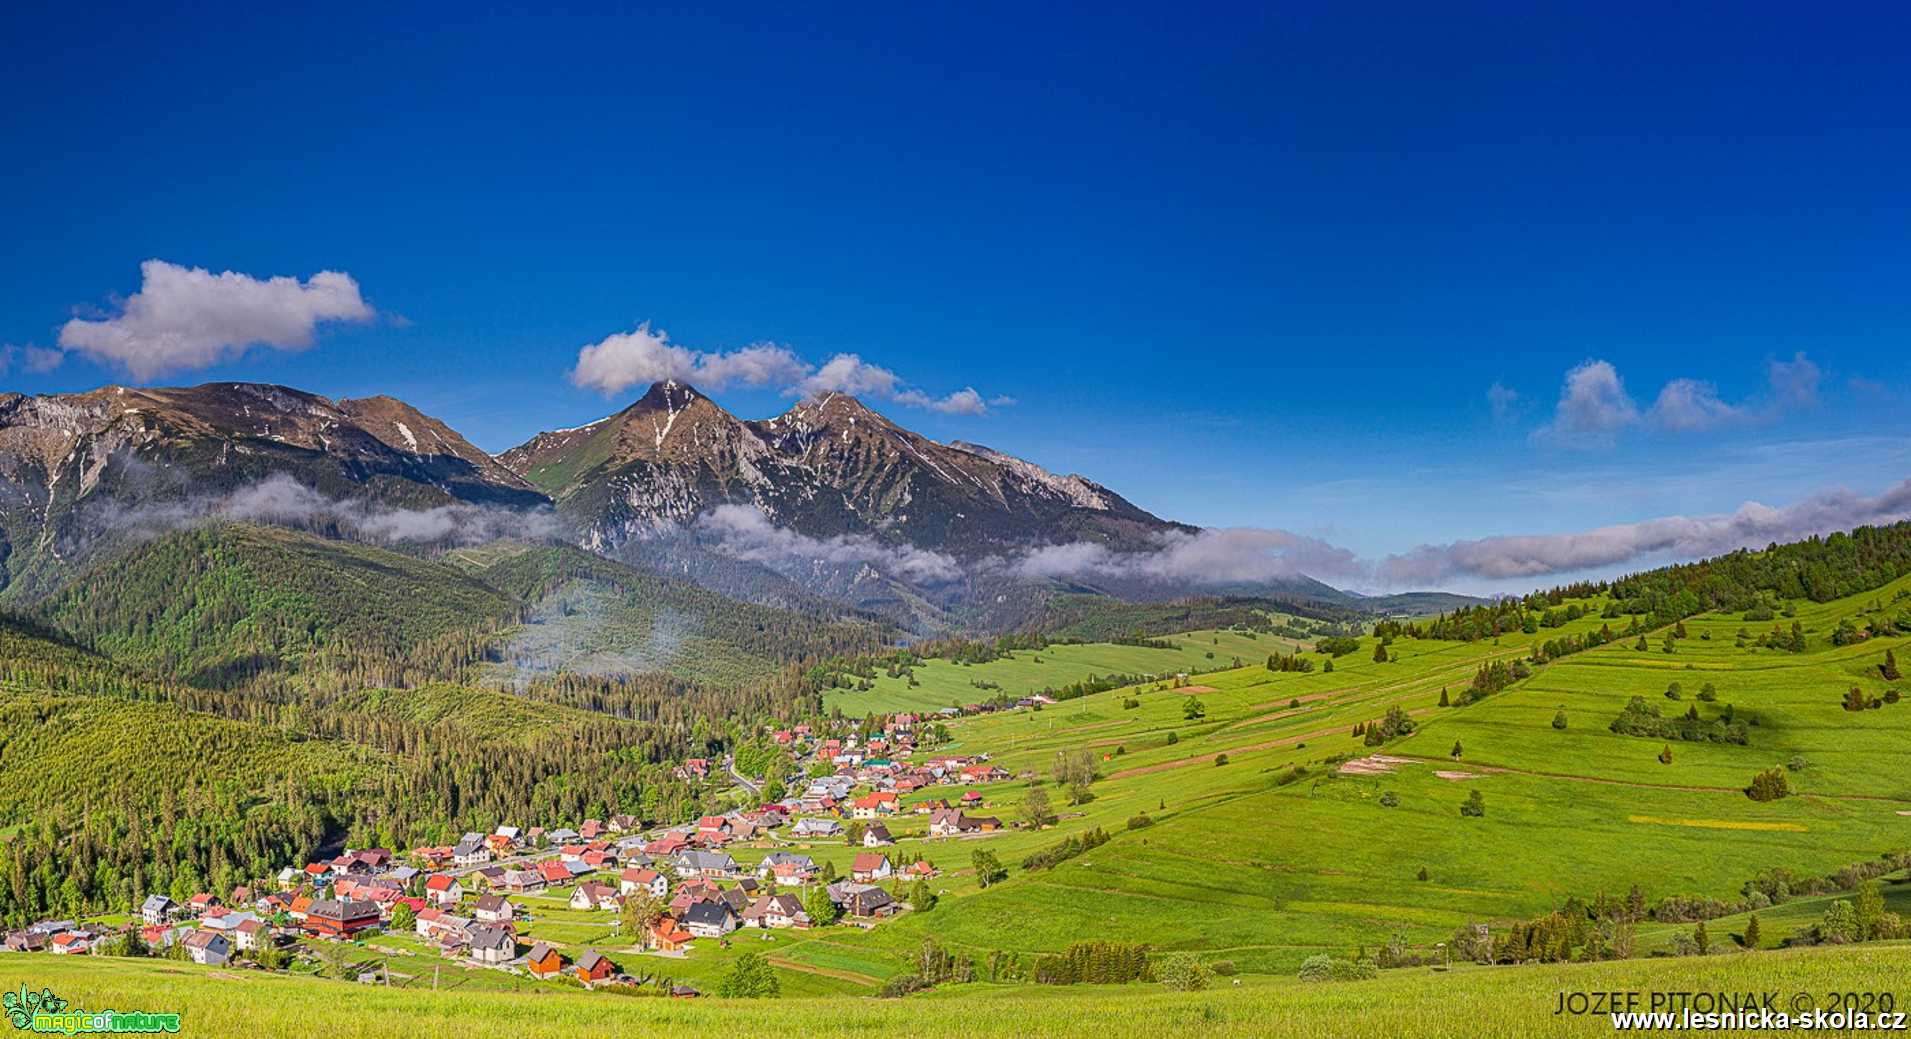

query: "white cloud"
left=0, top=344, right=65, bottom=375
left=58, top=260, right=372, bottom=380
left=793, top=353, right=902, bottom=398
left=694, top=503, right=962, bottom=583
left=1647, top=378, right=1744, bottom=432
left=1009, top=527, right=1364, bottom=585
left=570, top=322, right=809, bottom=395
left=1767, top=351, right=1821, bottom=411
left=898, top=386, right=987, bottom=415
left=1377, top=477, right=1911, bottom=586
left=1537, top=353, right=1830, bottom=443
left=1487, top=381, right=1520, bottom=423
left=571, top=328, right=1006, bottom=415
left=1534, top=359, right=1639, bottom=444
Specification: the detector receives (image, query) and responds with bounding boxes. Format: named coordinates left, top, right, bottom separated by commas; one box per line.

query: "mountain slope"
left=36, top=522, right=521, bottom=687
left=500, top=381, right=1188, bottom=561
left=0, top=382, right=546, bottom=601
left=462, top=542, right=891, bottom=687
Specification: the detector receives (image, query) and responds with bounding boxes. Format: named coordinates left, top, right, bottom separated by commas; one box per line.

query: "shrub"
left=1214, top=754, right=1229, bottom=767
left=1210, top=959, right=1238, bottom=977
left=716, top=953, right=782, bottom=998
left=1551, top=710, right=1568, bottom=730
left=1378, top=790, right=1400, bottom=808
left=1125, top=813, right=1155, bottom=830
left=1331, top=957, right=1379, bottom=980
left=1459, top=790, right=1486, bottom=817
left=1156, top=954, right=1210, bottom=992
left=1746, top=767, right=1790, bottom=802
left=1296, top=955, right=1334, bottom=982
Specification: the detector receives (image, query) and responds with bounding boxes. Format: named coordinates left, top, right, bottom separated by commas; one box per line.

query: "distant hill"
left=35, top=522, right=520, bottom=688
left=32, top=523, right=890, bottom=691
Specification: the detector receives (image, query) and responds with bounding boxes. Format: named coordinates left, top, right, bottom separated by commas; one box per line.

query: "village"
left=1, top=711, right=1024, bottom=994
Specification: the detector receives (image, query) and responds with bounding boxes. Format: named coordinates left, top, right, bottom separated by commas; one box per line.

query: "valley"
left=2, top=380, right=1909, bottom=1034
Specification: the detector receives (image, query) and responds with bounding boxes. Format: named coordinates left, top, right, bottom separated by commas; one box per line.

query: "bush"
left=1459, top=790, right=1486, bottom=817
left=1214, top=754, right=1229, bottom=767
left=1746, top=767, right=1790, bottom=802
left=1331, top=957, right=1379, bottom=981
left=1551, top=710, right=1568, bottom=730
left=1378, top=790, right=1400, bottom=808
left=879, top=974, right=928, bottom=998
left=1125, top=813, right=1155, bottom=830
left=1156, top=953, right=1210, bottom=992
left=1296, top=954, right=1334, bottom=982
left=1210, top=960, right=1238, bottom=977
left=716, top=953, right=782, bottom=998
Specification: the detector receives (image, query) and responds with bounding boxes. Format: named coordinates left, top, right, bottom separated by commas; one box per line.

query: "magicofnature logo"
left=3, top=985, right=179, bottom=1034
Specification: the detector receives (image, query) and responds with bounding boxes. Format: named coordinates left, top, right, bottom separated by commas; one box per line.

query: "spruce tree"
left=1742, top=912, right=1761, bottom=950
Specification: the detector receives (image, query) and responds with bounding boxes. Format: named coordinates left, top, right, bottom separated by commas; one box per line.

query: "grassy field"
left=778, top=578, right=1911, bottom=979
left=821, top=627, right=1307, bottom=714
left=14, top=945, right=1908, bottom=1038
left=23, top=572, right=1911, bottom=1030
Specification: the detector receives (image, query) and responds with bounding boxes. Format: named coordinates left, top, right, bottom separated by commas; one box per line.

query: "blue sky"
left=3, top=4, right=1909, bottom=593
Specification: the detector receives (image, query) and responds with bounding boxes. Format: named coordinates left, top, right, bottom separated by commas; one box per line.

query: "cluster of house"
left=6, top=729, right=1015, bottom=981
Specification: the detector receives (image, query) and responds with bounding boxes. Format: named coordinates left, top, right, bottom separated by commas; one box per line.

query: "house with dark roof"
left=473, top=894, right=514, bottom=923
left=302, top=899, right=381, bottom=938
left=183, top=930, right=231, bottom=966
left=467, top=923, right=516, bottom=965
left=525, top=941, right=564, bottom=978
left=574, top=949, right=617, bottom=985
left=140, top=895, right=177, bottom=925
left=681, top=899, right=738, bottom=938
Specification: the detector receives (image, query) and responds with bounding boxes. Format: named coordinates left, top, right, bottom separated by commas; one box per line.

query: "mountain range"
left=0, top=379, right=1452, bottom=635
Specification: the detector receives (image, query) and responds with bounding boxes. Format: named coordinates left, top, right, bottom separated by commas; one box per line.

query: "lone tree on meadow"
left=1459, top=790, right=1486, bottom=817
left=1182, top=696, right=1206, bottom=721
left=1020, top=786, right=1052, bottom=829
left=1884, top=649, right=1902, bottom=681
left=718, top=952, right=782, bottom=998
left=1742, top=912, right=1762, bottom=950
left=1373, top=642, right=1389, bottom=664
left=1450, top=740, right=1463, bottom=760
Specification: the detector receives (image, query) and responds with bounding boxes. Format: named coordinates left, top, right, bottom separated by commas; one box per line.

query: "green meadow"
left=29, top=570, right=1911, bottom=1029
left=821, top=626, right=1303, bottom=715
left=14, top=945, right=1908, bottom=1038
left=784, top=577, right=1911, bottom=982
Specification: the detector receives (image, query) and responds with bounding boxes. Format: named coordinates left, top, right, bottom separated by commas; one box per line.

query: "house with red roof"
left=423, top=874, right=463, bottom=907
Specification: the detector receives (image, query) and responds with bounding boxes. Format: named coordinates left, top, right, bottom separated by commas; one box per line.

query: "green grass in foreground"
left=14, top=945, right=1908, bottom=1038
